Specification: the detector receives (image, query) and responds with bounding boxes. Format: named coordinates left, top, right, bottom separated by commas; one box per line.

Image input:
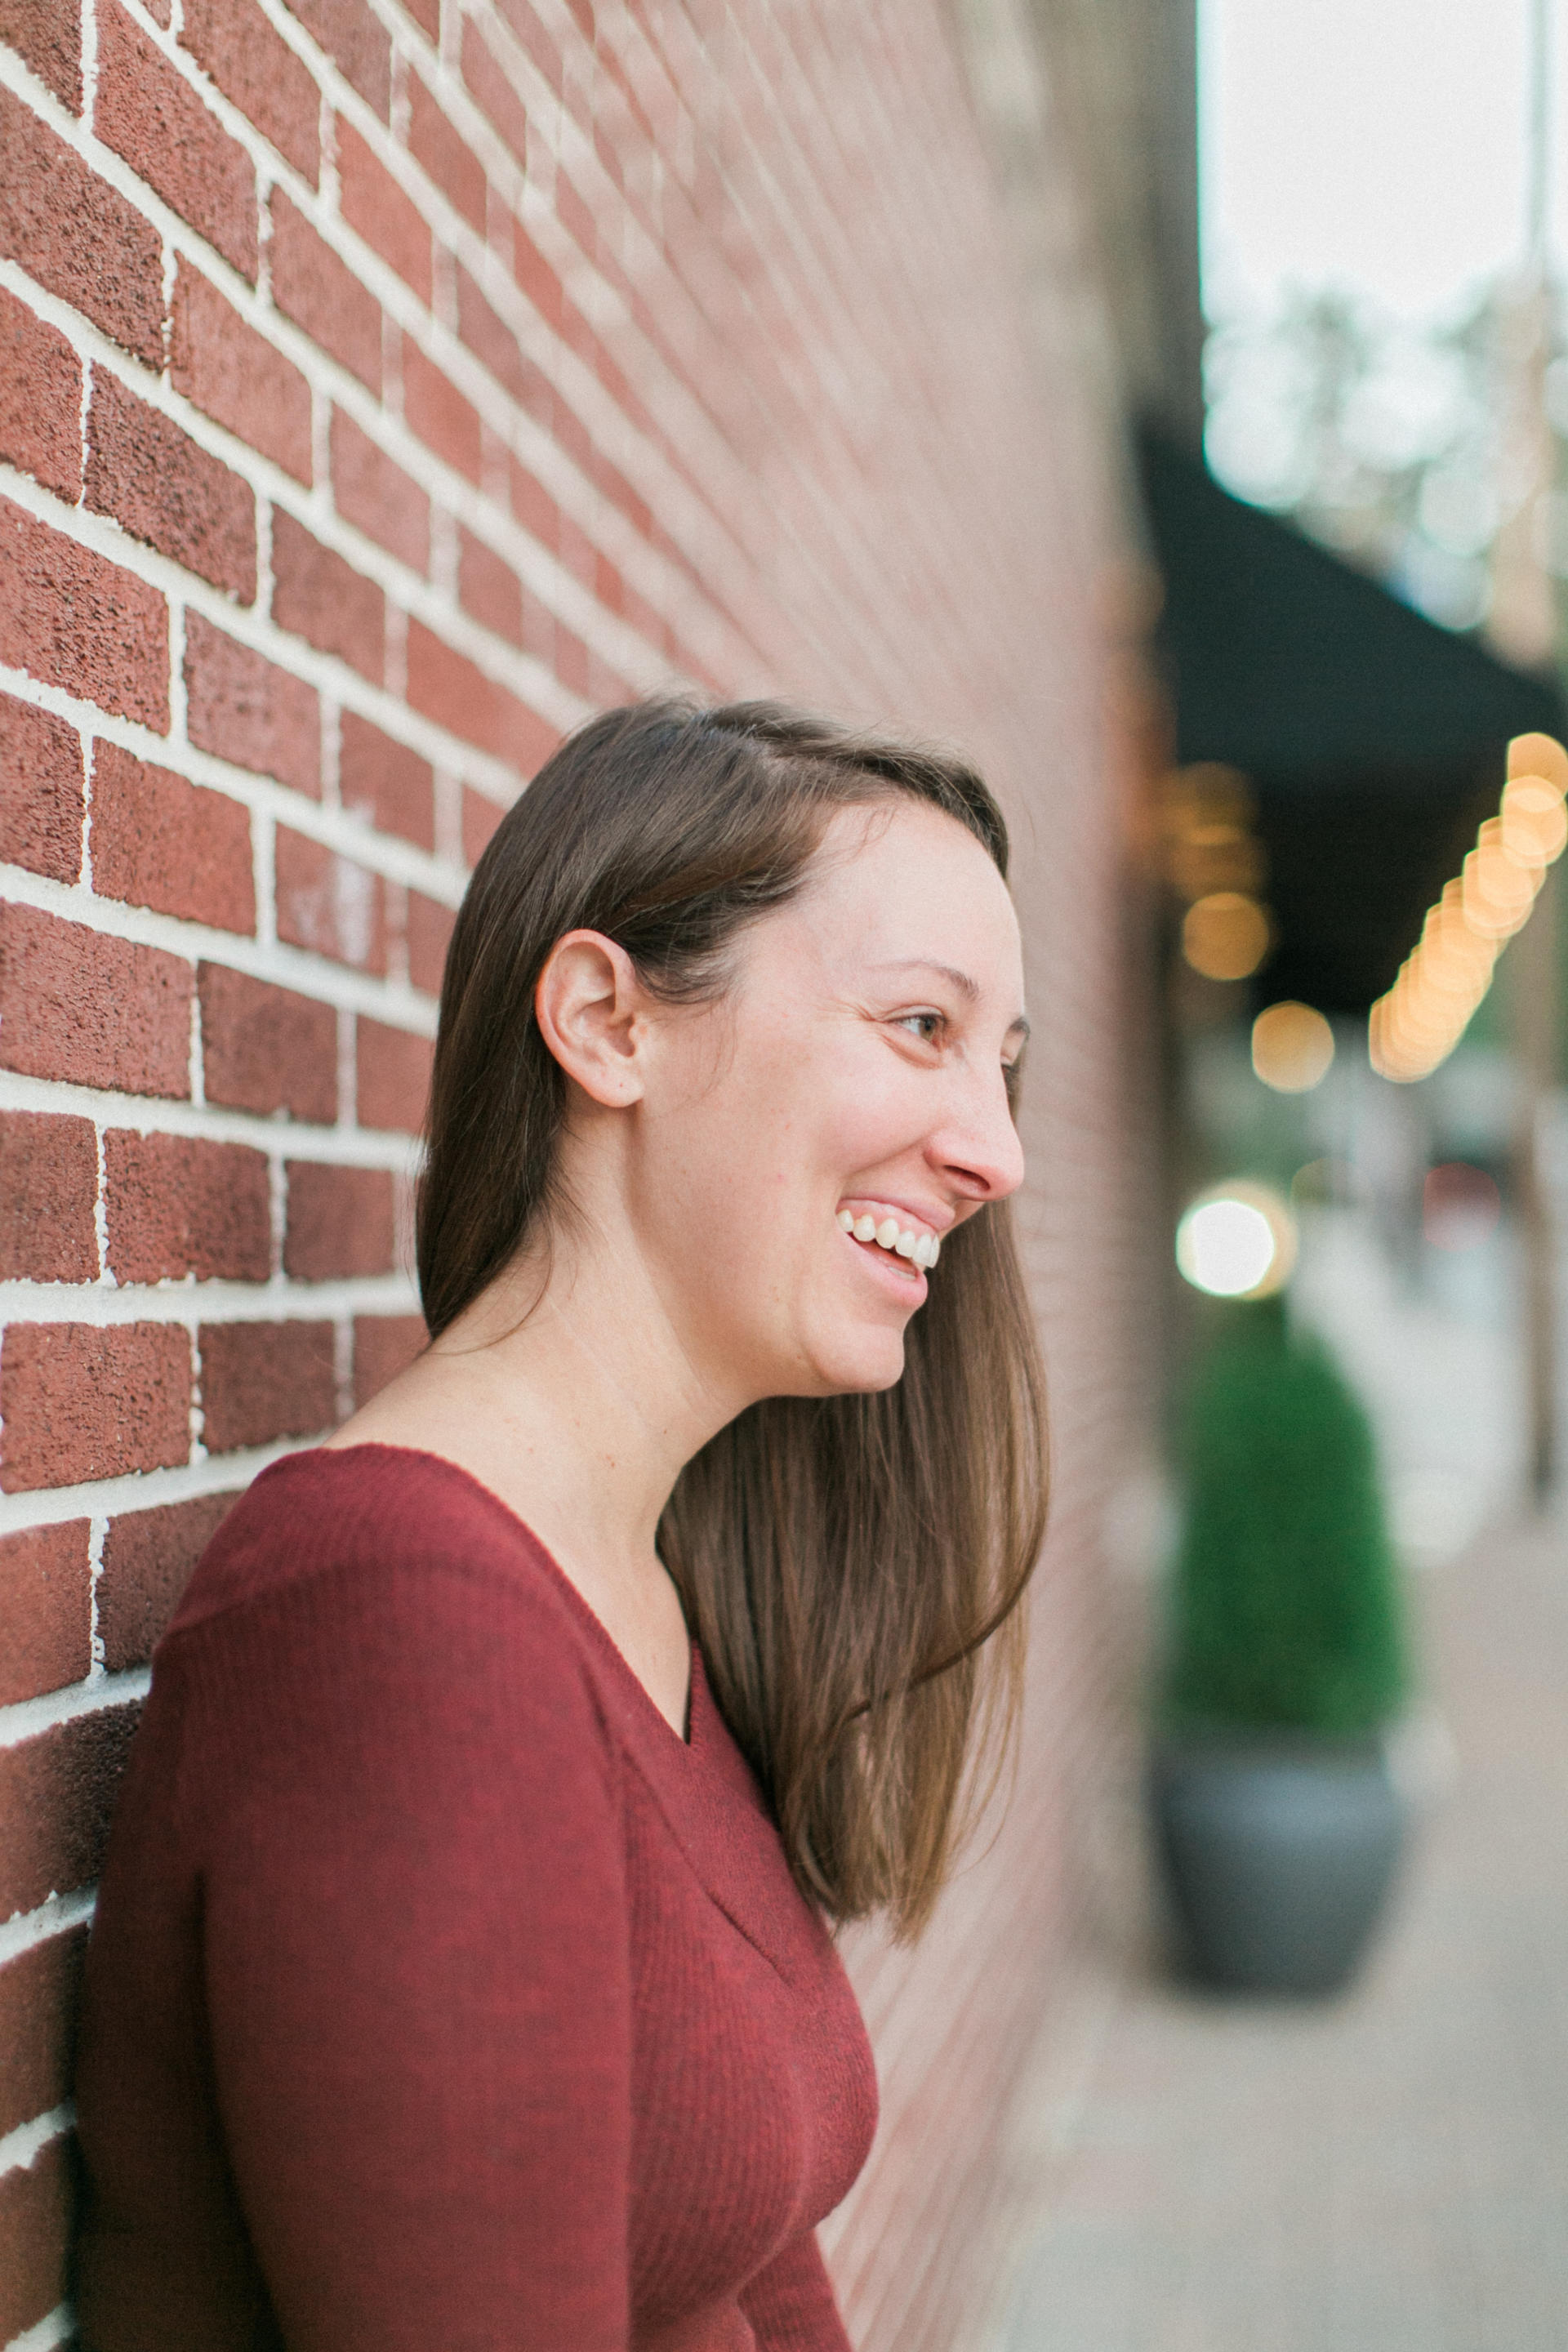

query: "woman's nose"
left=931, top=1070, right=1026, bottom=1204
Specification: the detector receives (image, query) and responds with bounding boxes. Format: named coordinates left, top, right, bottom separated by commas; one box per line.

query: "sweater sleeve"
left=186, top=1556, right=633, bottom=2352
left=738, top=2229, right=853, bottom=2351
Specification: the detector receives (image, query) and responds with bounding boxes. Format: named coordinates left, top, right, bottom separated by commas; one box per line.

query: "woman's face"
left=630, top=796, right=1029, bottom=1404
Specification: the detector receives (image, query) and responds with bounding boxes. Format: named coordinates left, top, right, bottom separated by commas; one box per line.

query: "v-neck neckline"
left=314, top=1442, right=699, bottom=1751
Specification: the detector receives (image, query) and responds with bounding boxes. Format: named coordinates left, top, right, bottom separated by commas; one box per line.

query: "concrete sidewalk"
left=987, top=1507, right=1568, bottom=2352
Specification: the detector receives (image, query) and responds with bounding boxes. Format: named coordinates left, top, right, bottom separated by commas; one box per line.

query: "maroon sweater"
left=74, top=1446, right=878, bottom=2351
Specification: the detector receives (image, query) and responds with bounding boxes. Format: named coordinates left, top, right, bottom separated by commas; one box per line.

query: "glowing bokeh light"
left=1182, top=891, right=1271, bottom=981
left=1251, top=1000, right=1335, bottom=1092
left=1370, top=733, right=1568, bottom=1081
left=1176, top=1180, right=1299, bottom=1298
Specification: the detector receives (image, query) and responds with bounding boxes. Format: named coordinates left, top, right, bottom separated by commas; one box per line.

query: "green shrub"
left=1165, top=1306, right=1408, bottom=1737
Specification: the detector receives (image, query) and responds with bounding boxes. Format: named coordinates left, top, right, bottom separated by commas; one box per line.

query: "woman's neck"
left=325, top=1229, right=733, bottom=1735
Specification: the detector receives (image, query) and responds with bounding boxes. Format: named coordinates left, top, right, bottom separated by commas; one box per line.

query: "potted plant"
left=1151, top=1300, right=1410, bottom=1995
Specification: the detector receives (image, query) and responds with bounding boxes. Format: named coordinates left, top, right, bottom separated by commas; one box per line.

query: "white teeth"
left=840, top=1208, right=942, bottom=1269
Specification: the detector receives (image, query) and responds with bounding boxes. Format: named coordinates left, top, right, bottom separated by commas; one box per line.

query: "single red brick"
left=356, top=1015, right=432, bottom=1132
left=0, top=499, right=168, bottom=732
left=455, top=263, right=530, bottom=404
left=594, top=549, right=626, bottom=617
left=401, top=337, right=482, bottom=483
left=407, top=890, right=454, bottom=996
left=496, top=0, right=559, bottom=91
left=283, top=0, right=389, bottom=117
left=0, top=1704, right=141, bottom=1913
left=462, top=783, right=506, bottom=867
left=353, top=1311, right=426, bottom=1405
left=0, top=1114, right=98, bottom=1283
left=0, top=906, right=191, bottom=1098
left=172, top=262, right=312, bottom=488
left=328, top=407, right=429, bottom=572
left=0, top=287, right=81, bottom=502
left=0, top=696, right=82, bottom=883
left=181, top=0, right=320, bottom=184
left=270, top=511, right=385, bottom=684
left=336, top=117, right=431, bottom=305
left=270, top=190, right=381, bottom=393
left=85, top=373, right=256, bottom=601
left=1, top=1323, right=191, bottom=1491
left=552, top=167, right=595, bottom=268
left=0, top=1523, right=91, bottom=1708
left=328, top=430, right=423, bottom=586
left=592, top=450, right=653, bottom=544
left=283, top=1160, right=394, bottom=1279
left=0, top=0, right=81, bottom=107
left=91, top=743, right=256, bottom=934
left=407, top=619, right=555, bottom=768
left=408, top=75, right=486, bottom=231
left=458, top=526, right=523, bottom=648
left=98, top=1490, right=235, bottom=1670
left=553, top=622, right=589, bottom=698
left=461, top=19, right=528, bottom=166
left=198, top=961, right=336, bottom=1121
left=104, top=1131, right=270, bottom=1284
left=0, top=91, right=163, bottom=365
left=507, top=453, right=559, bottom=553
left=275, top=828, right=385, bottom=971
left=340, top=711, right=434, bottom=848
left=198, top=1317, right=336, bottom=1451
left=508, top=216, right=564, bottom=335
left=0, top=1928, right=87, bottom=2142
left=0, top=2130, right=71, bottom=2343
left=96, top=0, right=258, bottom=282
left=185, top=612, right=320, bottom=796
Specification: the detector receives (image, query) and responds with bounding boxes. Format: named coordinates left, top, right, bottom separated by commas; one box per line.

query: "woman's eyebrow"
left=870, top=958, right=1030, bottom=1039
left=871, top=956, right=980, bottom=1000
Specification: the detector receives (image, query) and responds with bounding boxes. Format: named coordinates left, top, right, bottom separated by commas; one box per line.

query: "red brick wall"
left=0, top=0, right=1152, bottom=2341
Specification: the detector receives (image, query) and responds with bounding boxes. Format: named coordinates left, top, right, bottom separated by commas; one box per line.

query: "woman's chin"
left=795, top=1327, right=909, bottom=1398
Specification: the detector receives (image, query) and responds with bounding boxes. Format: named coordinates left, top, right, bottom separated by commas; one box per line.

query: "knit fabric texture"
left=74, top=1445, right=879, bottom=2350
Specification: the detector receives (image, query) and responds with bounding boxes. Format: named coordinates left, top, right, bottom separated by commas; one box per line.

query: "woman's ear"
left=534, top=929, right=648, bottom=1107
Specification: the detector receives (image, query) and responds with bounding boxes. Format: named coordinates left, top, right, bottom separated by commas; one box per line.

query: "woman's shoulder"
left=167, top=1442, right=584, bottom=1658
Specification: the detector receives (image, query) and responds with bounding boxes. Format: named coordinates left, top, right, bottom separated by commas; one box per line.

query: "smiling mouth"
left=836, top=1207, right=941, bottom=1271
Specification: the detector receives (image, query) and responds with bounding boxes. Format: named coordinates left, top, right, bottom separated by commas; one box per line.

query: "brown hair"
left=418, top=700, right=1048, bottom=1937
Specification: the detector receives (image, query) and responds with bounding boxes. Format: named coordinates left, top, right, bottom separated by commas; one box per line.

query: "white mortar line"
left=0, top=2106, right=74, bottom=2180
left=0, top=1070, right=424, bottom=1165
left=0, top=1271, right=421, bottom=1328
left=5, top=2301, right=76, bottom=2352
left=0, top=1669, right=151, bottom=1751
left=0, top=1438, right=335, bottom=1541
left=0, top=862, right=446, bottom=1024
left=0, top=1889, right=96, bottom=1968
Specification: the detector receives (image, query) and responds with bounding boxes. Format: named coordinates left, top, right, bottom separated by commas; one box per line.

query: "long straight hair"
left=418, top=699, right=1048, bottom=1937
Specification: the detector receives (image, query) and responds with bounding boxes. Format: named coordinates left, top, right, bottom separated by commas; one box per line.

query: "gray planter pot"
left=1150, top=1735, right=1405, bottom=1996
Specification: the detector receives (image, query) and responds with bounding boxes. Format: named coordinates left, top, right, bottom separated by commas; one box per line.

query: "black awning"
left=1137, top=430, right=1566, bottom=1011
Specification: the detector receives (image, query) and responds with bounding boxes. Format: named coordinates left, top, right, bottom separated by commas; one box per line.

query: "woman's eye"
left=896, top=1011, right=944, bottom=1044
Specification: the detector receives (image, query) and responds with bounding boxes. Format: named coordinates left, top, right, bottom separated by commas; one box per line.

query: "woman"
left=74, top=699, right=1048, bottom=2350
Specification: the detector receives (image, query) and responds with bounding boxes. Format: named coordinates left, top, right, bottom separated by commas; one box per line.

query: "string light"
left=1369, top=733, right=1568, bottom=1082
left=1175, top=1180, right=1298, bottom=1298
left=1252, top=1000, right=1336, bottom=1092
